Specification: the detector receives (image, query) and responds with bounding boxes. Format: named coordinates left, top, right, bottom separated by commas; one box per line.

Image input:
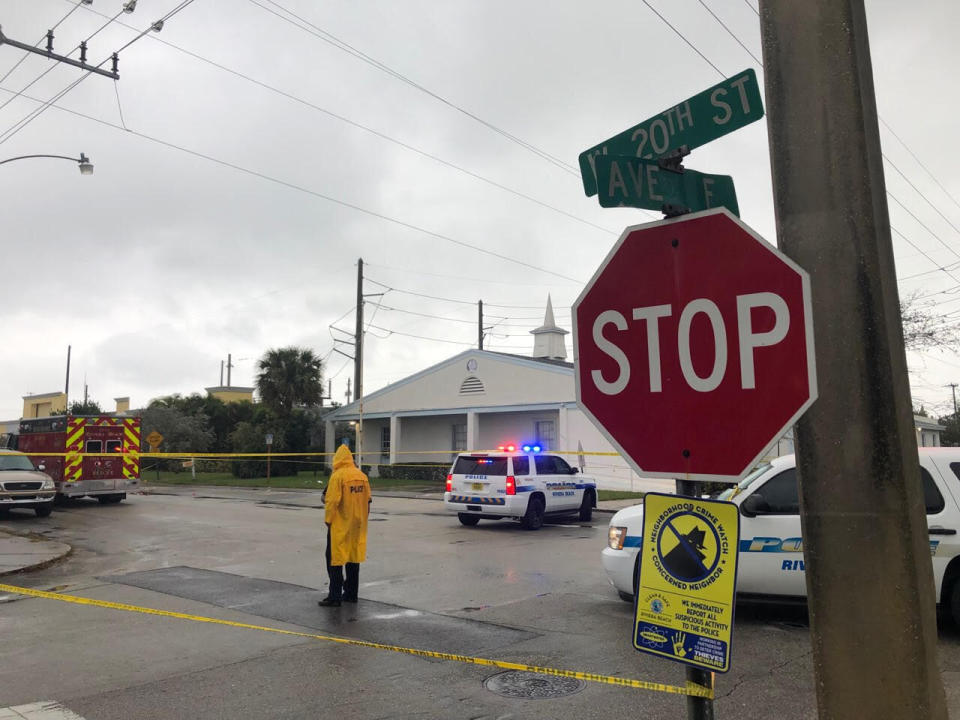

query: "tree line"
left=137, top=347, right=333, bottom=478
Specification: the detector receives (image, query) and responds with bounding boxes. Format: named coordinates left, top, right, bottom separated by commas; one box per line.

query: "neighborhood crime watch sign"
left=634, top=493, right=740, bottom=672
left=572, top=208, right=816, bottom=482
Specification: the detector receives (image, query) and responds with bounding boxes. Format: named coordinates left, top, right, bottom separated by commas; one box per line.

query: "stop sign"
left=573, top=209, right=816, bottom=482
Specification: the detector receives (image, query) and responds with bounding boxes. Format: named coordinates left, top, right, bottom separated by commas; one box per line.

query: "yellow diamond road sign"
left=634, top=492, right=740, bottom=673
left=146, top=431, right=163, bottom=448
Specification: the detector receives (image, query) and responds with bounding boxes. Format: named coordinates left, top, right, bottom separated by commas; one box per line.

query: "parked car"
left=444, top=444, right=596, bottom=530
left=602, top=450, right=960, bottom=625
left=0, top=449, right=57, bottom=517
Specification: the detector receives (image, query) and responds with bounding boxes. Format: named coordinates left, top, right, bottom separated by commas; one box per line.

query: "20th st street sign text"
left=572, top=209, right=817, bottom=482
left=578, top=69, right=764, bottom=197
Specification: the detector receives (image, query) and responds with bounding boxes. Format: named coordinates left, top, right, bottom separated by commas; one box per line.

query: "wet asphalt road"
left=1, top=489, right=959, bottom=719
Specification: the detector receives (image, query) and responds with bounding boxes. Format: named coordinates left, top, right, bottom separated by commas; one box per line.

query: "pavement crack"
left=717, top=646, right=813, bottom=700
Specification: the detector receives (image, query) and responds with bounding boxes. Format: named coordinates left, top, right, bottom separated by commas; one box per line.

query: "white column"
left=558, top=405, right=569, bottom=453
left=324, top=419, right=335, bottom=468
left=467, top=411, right=479, bottom=451
left=389, top=415, right=400, bottom=465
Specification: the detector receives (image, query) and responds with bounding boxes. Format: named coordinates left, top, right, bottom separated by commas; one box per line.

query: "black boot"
left=318, top=596, right=341, bottom=607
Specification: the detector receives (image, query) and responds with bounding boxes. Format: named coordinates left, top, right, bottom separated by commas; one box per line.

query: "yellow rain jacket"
left=325, top=445, right=371, bottom=565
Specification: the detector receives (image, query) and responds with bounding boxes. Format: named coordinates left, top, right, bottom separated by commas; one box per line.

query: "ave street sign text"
left=594, top=155, right=739, bottom=216
left=572, top=209, right=816, bottom=482
left=579, top=69, right=764, bottom=196
left=634, top=493, right=740, bottom=673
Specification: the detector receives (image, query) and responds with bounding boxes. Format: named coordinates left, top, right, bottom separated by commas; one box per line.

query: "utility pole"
left=478, top=300, right=484, bottom=350
left=355, top=259, right=364, bottom=466
left=759, top=2, right=947, bottom=718
left=64, top=345, right=71, bottom=411
left=220, top=360, right=225, bottom=386
left=345, top=378, right=352, bottom=405
left=949, top=383, right=958, bottom=419
left=226, top=353, right=233, bottom=387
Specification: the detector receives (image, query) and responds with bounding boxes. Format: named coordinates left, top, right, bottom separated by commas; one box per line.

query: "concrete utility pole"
left=226, top=354, right=233, bottom=387
left=354, top=259, right=364, bottom=464
left=949, top=383, right=958, bottom=420
left=478, top=300, right=484, bottom=350
left=64, top=345, right=71, bottom=410
left=759, top=2, right=947, bottom=718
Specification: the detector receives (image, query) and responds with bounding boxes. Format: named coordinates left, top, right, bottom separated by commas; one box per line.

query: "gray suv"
left=0, top=449, right=56, bottom=517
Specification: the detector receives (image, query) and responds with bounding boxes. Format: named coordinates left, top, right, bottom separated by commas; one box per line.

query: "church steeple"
left=530, top=295, right=569, bottom=360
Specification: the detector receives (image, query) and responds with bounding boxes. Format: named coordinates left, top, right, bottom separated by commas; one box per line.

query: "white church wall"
left=359, top=352, right=575, bottom=415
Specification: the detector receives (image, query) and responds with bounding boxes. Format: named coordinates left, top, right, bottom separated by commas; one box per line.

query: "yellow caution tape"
left=15, top=449, right=623, bottom=459
left=0, top=582, right=711, bottom=699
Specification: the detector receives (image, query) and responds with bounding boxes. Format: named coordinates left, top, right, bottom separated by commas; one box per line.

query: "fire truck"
left=15, top=415, right=141, bottom=503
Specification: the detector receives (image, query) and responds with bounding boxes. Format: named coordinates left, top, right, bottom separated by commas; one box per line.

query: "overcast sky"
left=1, top=0, right=958, bottom=421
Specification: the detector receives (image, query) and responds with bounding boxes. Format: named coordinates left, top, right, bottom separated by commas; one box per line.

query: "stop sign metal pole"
left=676, top=474, right=714, bottom=720
left=667, top=211, right=715, bottom=720
left=760, top=2, right=947, bottom=718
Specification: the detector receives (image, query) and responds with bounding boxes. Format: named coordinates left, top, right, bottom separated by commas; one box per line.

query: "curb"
left=0, top=529, right=72, bottom=577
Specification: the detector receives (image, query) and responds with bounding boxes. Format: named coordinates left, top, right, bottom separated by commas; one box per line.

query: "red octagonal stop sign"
left=573, top=208, right=816, bottom=482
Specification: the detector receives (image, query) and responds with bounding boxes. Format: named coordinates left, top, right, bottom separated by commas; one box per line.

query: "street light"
left=0, top=153, right=93, bottom=175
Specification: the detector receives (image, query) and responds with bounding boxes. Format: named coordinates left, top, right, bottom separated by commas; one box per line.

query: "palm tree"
left=255, top=347, right=324, bottom=417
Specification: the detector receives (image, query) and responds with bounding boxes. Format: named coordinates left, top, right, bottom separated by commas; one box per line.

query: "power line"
left=0, top=1, right=200, bottom=147
left=248, top=0, right=579, bottom=177
left=880, top=117, right=960, bottom=214
left=69, top=1, right=614, bottom=238
left=0, top=84, right=584, bottom=284
left=883, top=154, right=960, bottom=240
left=0, top=0, right=86, bottom=85
left=695, top=0, right=763, bottom=66
left=365, top=323, right=476, bottom=346
left=686, top=1, right=960, bottom=288
left=364, top=278, right=569, bottom=310
left=363, top=261, right=583, bottom=286
left=641, top=0, right=726, bottom=77
left=0, top=7, right=124, bottom=118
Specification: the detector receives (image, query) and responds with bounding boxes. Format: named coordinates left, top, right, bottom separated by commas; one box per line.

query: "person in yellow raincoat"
left=319, top=444, right=371, bottom=607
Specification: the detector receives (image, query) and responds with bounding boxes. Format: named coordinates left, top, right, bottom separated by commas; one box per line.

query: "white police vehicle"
left=602, top=449, right=960, bottom=624
left=444, top=443, right=597, bottom=530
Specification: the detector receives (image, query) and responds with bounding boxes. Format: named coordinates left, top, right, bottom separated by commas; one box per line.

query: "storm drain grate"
left=483, top=670, right=585, bottom=699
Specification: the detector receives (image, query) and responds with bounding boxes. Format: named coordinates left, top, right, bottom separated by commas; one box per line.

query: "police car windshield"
left=453, top=456, right=508, bottom=476
left=716, top=462, right=772, bottom=500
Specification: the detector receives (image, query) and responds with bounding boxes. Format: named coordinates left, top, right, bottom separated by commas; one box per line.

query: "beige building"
left=205, top=386, right=255, bottom=404
left=22, top=392, right=67, bottom=418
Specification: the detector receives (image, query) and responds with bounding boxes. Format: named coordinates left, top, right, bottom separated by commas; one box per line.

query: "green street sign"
left=594, top=155, right=739, bottom=216
left=579, top=69, right=764, bottom=196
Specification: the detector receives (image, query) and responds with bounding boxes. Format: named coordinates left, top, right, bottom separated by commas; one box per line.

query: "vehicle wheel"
left=521, top=496, right=545, bottom=531
left=34, top=504, right=53, bottom=518
left=951, top=577, right=960, bottom=629
left=458, top=513, right=480, bottom=526
left=578, top=490, right=595, bottom=522
left=98, top=494, right=122, bottom=504
left=617, top=590, right=634, bottom=603
left=633, top=553, right=641, bottom=596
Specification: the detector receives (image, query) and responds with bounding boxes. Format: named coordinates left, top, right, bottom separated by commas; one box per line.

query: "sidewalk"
left=0, top=529, right=71, bottom=576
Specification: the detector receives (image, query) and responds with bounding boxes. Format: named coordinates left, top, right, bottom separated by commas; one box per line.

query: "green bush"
left=377, top=462, right=448, bottom=484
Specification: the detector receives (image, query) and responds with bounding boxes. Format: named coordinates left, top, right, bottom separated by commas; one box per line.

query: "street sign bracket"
left=657, top=146, right=690, bottom=172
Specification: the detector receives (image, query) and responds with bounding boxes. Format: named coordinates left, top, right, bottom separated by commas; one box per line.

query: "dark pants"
left=325, top=527, right=360, bottom=601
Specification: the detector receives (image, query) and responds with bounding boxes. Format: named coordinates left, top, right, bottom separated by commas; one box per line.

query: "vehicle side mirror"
left=570, top=467, right=579, bottom=475
left=741, top=493, right=769, bottom=517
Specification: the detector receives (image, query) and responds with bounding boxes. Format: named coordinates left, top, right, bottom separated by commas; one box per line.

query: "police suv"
left=444, top=444, right=597, bottom=530
left=602, top=449, right=960, bottom=625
